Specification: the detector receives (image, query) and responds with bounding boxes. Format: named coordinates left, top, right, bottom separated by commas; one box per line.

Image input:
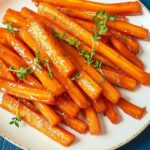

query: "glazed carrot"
left=19, top=28, right=88, bottom=109
left=0, top=78, right=55, bottom=104
left=56, top=7, right=127, bottom=22
left=38, top=3, right=150, bottom=85
left=1, top=94, right=75, bottom=146
left=110, top=29, right=139, bottom=54
left=2, top=31, right=65, bottom=96
left=0, top=42, right=61, bottom=126
left=102, top=69, right=137, bottom=90
left=104, top=99, right=120, bottom=124
left=110, top=36, right=143, bottom=68
left=106, top=20, right=148, bottom=39
left=25, top=19, right=76, bottom=78
left=3, top=9, right=25, bottom=28
left=56, top=94, right=80, bottom=118
left=117, top=98, right=146, bottom=119
left=57, top=109, right=88, bottom=133
left=0, top=58, right=15, bottom=80
left=34, top=0, right=141, bottom=14
left=84, top=105, right=101, bottom=135
left=0, top=42, right=42, bottom=87
left=92, top=97, right=106, bottom=113
left=60, top=41, right=121, bottom=103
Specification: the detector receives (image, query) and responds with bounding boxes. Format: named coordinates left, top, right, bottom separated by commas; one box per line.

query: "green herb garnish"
left=34, top=52, right=42, bottom=70
left=93, top=60, right=102, bottom=70
left=71, top=71, right=80, bottom=80
left=2, top=21, right=18, bottom=33
left=93, top=10, right=116, bottom=41
left=9, top=116, right=23, bottom=128
left=99, top=76, right=105, bottom=84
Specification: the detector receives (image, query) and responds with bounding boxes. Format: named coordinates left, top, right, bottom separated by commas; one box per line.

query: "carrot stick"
left=0, top=78, right=55, bottom=104
left=102, top=69, right=137, bottom=90
left=0, top=42, right=61, bottom=126
left=2, top=31, right=65, bottom=96
left=0, top=58, right=15, bottom=81
left=110, top=29, right=139, bottom=54
left=106, top=20, right=148, bottom=39
left=1, top=94, right=75, bottom=146
left=60, top=41, right=121, bottom=103
left=84, top=105, right=101, bottom=135
left=25, top=19, right=76, bottom=78
left=38, top=3, right=150, bottom=85
left=33, top=0, right=141, bottom=15
left=3, top=9, right=25, bottom=28
left=56, top=109, right=88, bottom=133
left=110, top=36, right=143, bottom=68
left=19, top=27, right=88, bottom=109
left=117, top=98, right=146, bottom=119
left=0, top=42, right=42, bottom=88
left=56, top=7, right=127, bottom=22
left=56, top=94, right=80, bottom=118
left=92, top=97, right=106, bottom=113
left=104, top=99, right=120, bottom=124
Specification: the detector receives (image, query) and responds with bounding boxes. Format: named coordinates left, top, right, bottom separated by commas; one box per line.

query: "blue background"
left=0, top=0, right=150, bottom=150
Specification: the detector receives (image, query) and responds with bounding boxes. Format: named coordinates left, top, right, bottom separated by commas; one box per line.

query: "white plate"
left=0, top=0, right=150, bottom=150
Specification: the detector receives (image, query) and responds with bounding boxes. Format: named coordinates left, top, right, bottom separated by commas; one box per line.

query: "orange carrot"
left=38, top=3, right=150, bottom=85
left=0, top=78, right=55, bottom=104
left=0, top=58, right=15, bottom=80
left=110, top=29, right=139, bottom=54
left=2, top=31, right=65, bottom=96
left=0, top=42, right=61, bottom=126
left=104, top=99, right=120, bottom=124
left=0, top=42, right=42, bottom=88
left=92, top=97, right=106, bottom=113
left=25, top=19, right=76, bottom=78
left=57, top=109, right=88, bottom=133
left=60, top=41, right=121, bottom=103
left=19, top=27, right=88, bottom=108
left=84, top=105, right=101, bottom=135
left=106, top=20, right=148, bottom=39
left=117, top=98, right=146, bottom=119
left=3, top=9, right=25, bottom=28
left=1, top=94, right=75, bottom=146
left=56, top=94, right=80, bottom=118
left=110, top=36, right=143, bottom=68
left=34, top=0, right=141, bottom=14
left=56, top=7, right=127, bottom=22
left=102, top=69, right=137, bottom=90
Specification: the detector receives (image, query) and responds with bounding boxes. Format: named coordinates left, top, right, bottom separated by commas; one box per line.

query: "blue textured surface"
left=0, top=0, right=150, bottom=150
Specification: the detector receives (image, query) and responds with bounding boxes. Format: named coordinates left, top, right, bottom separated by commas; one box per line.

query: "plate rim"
left=0, top=1, right=150, bottom=150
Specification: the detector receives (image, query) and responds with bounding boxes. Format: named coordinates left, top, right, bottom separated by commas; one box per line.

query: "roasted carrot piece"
left=25, top=19, right=76, bottom=78
left=117, top=98, right=146, bottom=119
left=0, top=58, right=15, bottom=80
left=0, top=42, right=42, bottom=88
left=60, top=41, right=121, bottom=103
left=84, top=105, right=101, bottom=135
left=38, top=3, right=150, bottom=85
left=19, top=28, right=88, bottom=109
left=0, top=78, right=55, bottom=104
left=110, top=36, right=143, bottom=68
left=92, top=97, right=106, bottom=113
left=56, top=94, right=80, bottom=118
left=1, top=94, right=75, bottom=146
left=2, top=31, right=65, bottom=96
left=110, top=29, right=139, bottom=54
left=34, top=0, right=141, bottom=14
left=56, top=7, right=127, bottom=22
left=102, top=69, right=137, bottom=90
left=104, top=99, right=120, bottom=124
left=106, top=20, right=148, bottom=39
left=57, top=109, right=88, bottom=133
left=3, top=9, right=25, bottom=28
